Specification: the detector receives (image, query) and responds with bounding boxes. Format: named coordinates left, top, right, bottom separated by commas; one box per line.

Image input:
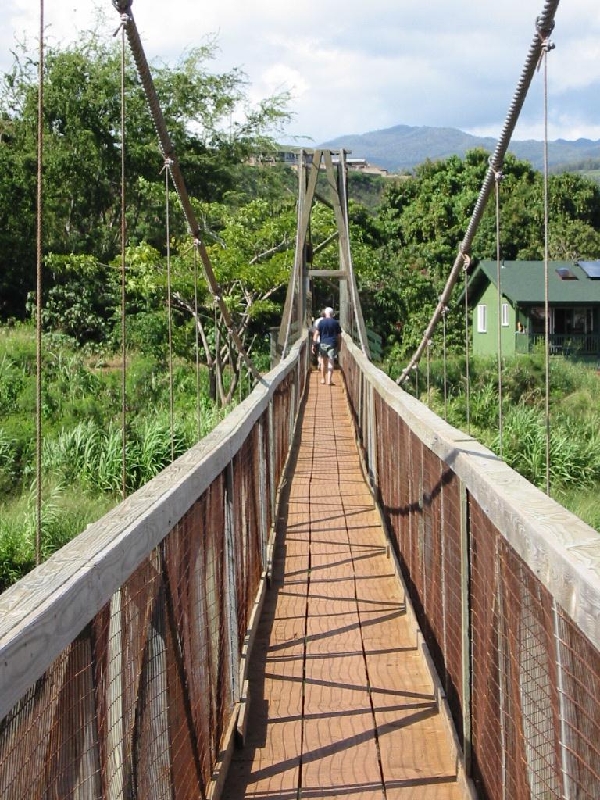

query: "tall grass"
left=0, top=324, right=242, bottom=588
left=398, top=353, right=600, bottom=531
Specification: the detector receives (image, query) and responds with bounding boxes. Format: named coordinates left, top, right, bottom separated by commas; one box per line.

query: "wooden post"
left=459, top=480, right=472, bottom=776
left=106, top=591, right=125, bottom=800
left=224, top=463, right=240, bottom=703
left=553, top=599, right=571, bottom=800
left=258, top=418, right=268, bottom=571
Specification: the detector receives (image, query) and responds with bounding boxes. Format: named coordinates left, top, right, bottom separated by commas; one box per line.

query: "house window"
left=477, top=304, right=487, bottom=333
left=501, top=303, right=510, bottom=327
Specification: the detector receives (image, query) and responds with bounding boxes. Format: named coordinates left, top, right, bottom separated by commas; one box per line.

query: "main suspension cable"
left=397, top=0, right=560, bottom=385
left=111, top=0, right=261, bottom=384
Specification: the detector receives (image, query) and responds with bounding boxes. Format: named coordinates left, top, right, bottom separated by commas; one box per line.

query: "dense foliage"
left=1, top=23, right=600, bottom=588
left=394, top=352, right=600, bottom=531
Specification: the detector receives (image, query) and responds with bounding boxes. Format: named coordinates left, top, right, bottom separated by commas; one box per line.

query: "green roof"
left=468, top=260, right=600, bottom=305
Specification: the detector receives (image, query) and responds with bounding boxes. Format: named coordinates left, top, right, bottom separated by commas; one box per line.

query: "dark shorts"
left=319, top=343, right=336, bottom=361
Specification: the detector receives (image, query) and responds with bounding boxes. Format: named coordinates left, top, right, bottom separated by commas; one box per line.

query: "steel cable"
left=119, top=19, right=128, bottom=500
left=398, top=0, right=560, bottom=385
left=35, top=0, right=45, bottom=565
left=540, top=32, right=554, bottom=495
left=494, top=169, right=504, bottom=458
left=112, top=2, right=261, bottom=384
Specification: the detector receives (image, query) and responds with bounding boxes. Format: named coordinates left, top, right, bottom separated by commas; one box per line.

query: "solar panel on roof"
left=555, top=267, right=577, bottom=280
left=578, top=261, right=600, bottom=279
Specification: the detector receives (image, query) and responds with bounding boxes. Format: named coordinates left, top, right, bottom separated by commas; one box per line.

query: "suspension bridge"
left=1, top=0, right=599, bottom=798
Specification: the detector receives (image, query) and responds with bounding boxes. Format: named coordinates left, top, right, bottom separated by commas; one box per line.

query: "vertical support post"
left=337, top=155, right=351, bottom=335
left=368, top=382, right=378, bottom=489
left=459, top=480, right=472, bottom=776
left=268, top=399, right=276, bottom=524
left=224, top=462, right=240, bottom=703
left=258, top=418, right=268, bottom=571
left=297, top=152, right=307, bottom=335
left=289, top=379, right=297, bottom=456
left=106, top=591, right=124, bottom=800
left=440, top=461, right=448, bottom=696
left=553, top=599, right=571, bottom=800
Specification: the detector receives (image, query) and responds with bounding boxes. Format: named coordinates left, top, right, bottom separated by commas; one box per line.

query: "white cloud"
left=0, top=0, right=598, bottom=144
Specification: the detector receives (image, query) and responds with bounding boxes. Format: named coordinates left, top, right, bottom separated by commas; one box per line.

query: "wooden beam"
left=308, top=270, right=348, bottom=279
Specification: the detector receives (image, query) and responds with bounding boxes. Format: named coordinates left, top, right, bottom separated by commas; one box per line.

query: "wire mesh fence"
left=0, top=339, right=309, bottom=799
left=341, top=334, right=600, bottom=800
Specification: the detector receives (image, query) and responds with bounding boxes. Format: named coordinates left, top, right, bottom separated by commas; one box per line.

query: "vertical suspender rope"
left=35, top=0, right=45, bottom=566
left=426, top=340, right=431, bottom=406
left=494, top=168, right=504, bottom=458
left=119, top=19, right=128, bottom=500
left=463, top=256, right=471, bottom=434
left=540, top=27, right=555, bottom=495
left=397, top=0, right=560, bottom=385
left=442, top=305, right=448, bottom=421
left=193, top=242, right=202, bottom=441
left=164, top=161, right=175, bottom=463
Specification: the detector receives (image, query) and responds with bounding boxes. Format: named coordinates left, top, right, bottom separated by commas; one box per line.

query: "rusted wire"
left=164, top=160, right=175, bottom=462
left=119, top=18, right=128, bottom=500
left=493, top=167, right=504, bottom=458
left=194, top=241, right=202, bottom=440
left=463, top=255, right=471, bottom=433
left=539, top=26, right=555, bottom=496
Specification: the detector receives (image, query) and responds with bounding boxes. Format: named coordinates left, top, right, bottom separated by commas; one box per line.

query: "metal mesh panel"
left=555, top=606, right=600, bottom=797
left=470, top=495, right=565, bottom=800
left=440, top=470, right=464, bottom=745
left=232, top=429, right=264, bottom=654
left=0, top=478, right=234, bottom=799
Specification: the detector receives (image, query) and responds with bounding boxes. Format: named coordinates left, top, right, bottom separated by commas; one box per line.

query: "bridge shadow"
left=221, top=372, right=462, bottom=799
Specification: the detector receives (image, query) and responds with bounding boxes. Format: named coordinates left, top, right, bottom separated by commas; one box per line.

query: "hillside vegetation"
left=386, top=352, right=600, bottom=532
left=1, top=26, right=600, bottom=588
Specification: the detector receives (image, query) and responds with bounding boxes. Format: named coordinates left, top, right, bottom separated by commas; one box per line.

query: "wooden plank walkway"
left=222, top=370, right=467, bottom=799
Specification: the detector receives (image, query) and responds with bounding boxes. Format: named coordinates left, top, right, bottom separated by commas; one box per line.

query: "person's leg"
left=319, top=346, right=326, bottom=383
left=326, top=353, right=335, bottom=384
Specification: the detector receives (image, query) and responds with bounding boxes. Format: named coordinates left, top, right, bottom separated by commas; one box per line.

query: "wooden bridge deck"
left=222, top=370, right=467, bottom=799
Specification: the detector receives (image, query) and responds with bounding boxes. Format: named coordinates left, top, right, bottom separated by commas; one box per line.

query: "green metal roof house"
left=463, top=260, right=600, bottom=359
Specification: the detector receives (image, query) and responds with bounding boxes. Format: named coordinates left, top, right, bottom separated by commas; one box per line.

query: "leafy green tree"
left=0, top=25, right=290, bottom=320
left=170, top=198, right=296, bottom=402
left=374, top=149, right=600, bottom=358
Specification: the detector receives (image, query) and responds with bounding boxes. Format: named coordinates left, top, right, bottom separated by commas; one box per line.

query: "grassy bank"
left=386, top=352, right=600, bottom=532
left=0, top=324, right=234, bottom=590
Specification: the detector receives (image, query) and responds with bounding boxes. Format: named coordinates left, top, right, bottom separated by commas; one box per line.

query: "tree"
left=0, top=25, right=290, bottom=319
left=170, top=198, right=296, bottom=403
left=374, top=149, right=600, bottom=358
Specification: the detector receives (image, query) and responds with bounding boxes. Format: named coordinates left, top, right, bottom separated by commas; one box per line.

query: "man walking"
left=313, top=307, right=341, bottom=385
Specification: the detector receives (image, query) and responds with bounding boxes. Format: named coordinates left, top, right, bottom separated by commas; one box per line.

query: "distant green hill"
left=317, top=124, right=600, bottom=173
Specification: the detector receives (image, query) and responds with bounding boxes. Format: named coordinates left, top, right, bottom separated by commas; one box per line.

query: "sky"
left=1, top=0, right=599, bottom=147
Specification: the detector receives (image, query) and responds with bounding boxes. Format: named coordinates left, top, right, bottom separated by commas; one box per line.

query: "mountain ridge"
left=317, top=123, right=600, bottom=173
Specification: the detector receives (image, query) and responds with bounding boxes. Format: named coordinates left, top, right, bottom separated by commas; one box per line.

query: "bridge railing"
left=340, top=333, right=600, bottom=800
left=0, top=338, right=309, bottom=799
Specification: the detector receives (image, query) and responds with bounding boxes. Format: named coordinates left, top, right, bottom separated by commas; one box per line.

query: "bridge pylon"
left=275, top=149, right=370, bottom=362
